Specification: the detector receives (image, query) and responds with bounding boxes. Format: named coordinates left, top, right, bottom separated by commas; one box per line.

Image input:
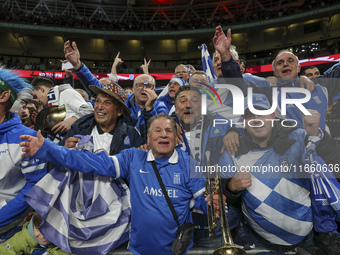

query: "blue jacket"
left=125, top=93, right=168, bottom=141
left=74, top=63, right=103, bottom=99
left=74, top=63, right=167, bottom=140
left=220, top=58, right=329, bottom=130
left=157, top=94, right=174, bottom=113
left=60, top=114, right=144, bottom=154
left=243, top=74, right=272, bottom=87
left=32, top=142, right=207, bottom=255
left=0, top=113, right=46, bottom=230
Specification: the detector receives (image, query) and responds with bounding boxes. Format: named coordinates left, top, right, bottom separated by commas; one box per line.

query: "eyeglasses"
left=175, top=70, right=188, bottom=74
left=191, top=79, right=208, bottom=85
left=134, top=83, right=154, bottom=89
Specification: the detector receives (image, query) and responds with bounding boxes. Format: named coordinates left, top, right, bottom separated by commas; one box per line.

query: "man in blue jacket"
left=157, top=77, right=185, bottom=114
left=20, top=113, right=208, bottom=255
left=0, top=68, right=46, bottom=241
left=126, top=73, right=168, bottom=139
left=213, top=26, right=340, bottom=133
left=63, top=41, right=167, bottom=141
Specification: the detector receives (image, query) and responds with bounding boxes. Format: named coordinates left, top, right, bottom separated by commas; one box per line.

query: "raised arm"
left=213, top=26, right=233, bottom=62
left=64, top=40, right=103, bottom=98
left=108, top=52, right=124, bottom=84
left=213, top=26, right=273, bottom=101
left=20, top=131, right=122, bottom=178
left=64, top=41, right=82, bottom=70
left=140, top=58, right=151, bottom=75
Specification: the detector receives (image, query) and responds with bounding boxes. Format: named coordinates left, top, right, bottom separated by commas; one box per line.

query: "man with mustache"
left=173, top=86, right=247, bottom=249
left=61, top=83, right=144, bottom=155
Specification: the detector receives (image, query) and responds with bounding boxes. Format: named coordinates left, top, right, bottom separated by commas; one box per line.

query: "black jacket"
left=60, top=114, right=144, bottom=155
left=314, top=131, right=340, bottom=165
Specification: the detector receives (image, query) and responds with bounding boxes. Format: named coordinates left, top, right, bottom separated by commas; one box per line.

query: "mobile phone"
left=62, top=61, right=74, bottom=70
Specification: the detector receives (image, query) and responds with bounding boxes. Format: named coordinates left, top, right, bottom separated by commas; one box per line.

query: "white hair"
left=174, top=64, right=188, bottom=73
left=76, top=88, right=89, bottom=100
left=272, top=49, right=300, bottom=72
left=230, top=45, right=239, bottom=60
left=133, top=74, right=156, bottom=87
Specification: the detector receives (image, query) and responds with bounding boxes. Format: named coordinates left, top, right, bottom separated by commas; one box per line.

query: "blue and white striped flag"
left=200, top=44, right=217, bottom=83
left=24, top=136, right=131, bottom=255
left=305, top=141, right=340, bottom=232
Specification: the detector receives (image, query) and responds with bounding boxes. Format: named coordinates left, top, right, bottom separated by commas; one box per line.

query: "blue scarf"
left=305, top=140, right=340, bottom=233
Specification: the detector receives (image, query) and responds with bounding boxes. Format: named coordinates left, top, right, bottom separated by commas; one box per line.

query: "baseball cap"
left=244, top=93, right=271, bottom=113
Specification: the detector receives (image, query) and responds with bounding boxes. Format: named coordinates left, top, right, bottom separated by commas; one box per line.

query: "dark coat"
left=61, top=114, right=144, bottom=155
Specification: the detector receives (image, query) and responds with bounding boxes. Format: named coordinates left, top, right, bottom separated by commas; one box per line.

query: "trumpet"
left=204, top=156, right=246, bottom=255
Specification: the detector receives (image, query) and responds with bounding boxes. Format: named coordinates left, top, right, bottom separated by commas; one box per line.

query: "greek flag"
left=24, top=136, right=131, bottom=255
left=305, top=141, right=340, bottom=231
left=200, top=44, right=217, bottom=83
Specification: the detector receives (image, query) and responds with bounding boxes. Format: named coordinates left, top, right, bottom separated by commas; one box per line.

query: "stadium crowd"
left=0, top=0, right=338, bottom=32
left=0, top=17, right=339, bottom=255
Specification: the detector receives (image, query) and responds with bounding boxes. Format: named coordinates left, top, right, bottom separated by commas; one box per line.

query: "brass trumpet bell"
left=213, top=245, right=247, bottom=255
left=204, top=160, right=247, bottom=255
left=35, top=105, right=66, bottom=135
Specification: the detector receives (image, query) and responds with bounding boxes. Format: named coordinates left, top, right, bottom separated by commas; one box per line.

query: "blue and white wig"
left=0, top=67, right=33, bottom=112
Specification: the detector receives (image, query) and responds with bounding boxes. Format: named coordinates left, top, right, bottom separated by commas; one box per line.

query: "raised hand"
left=144, top=88, right=158, bottom=111
left=213, top=26, right=232, bottom=62
left=64, top=40, right=82, bottom=69
left=111, top=52, right=124, bottom=73
left=140, top=58, right=151, bottom=74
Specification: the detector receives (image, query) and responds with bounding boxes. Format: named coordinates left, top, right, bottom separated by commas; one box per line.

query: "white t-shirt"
left=91, top=126, right=113, bottom=154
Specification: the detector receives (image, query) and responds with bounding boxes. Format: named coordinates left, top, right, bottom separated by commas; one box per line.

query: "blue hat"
left=244, top=93, right=271, bottom=113
left=169, top=78, right=185, bottom=86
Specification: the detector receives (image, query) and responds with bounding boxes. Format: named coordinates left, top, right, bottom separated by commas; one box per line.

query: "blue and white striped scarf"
left=305, top=140, right=340, bottom=231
